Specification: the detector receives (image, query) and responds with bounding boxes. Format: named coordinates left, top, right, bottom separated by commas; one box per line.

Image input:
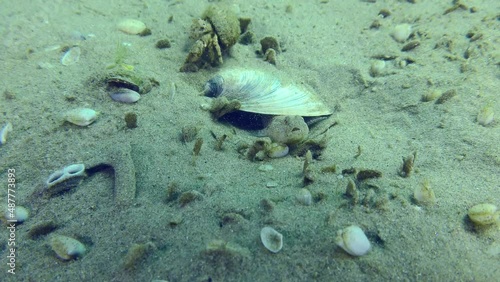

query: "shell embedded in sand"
left=260, top=226, right=283, bottom=253
left=204, top=69, right=332, bottom=117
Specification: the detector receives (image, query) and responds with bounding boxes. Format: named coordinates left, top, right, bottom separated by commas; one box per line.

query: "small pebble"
left=117, top=19, right=147, bottom=35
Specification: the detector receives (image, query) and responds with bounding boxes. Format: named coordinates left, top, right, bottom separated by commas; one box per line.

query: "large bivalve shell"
left=204, top=69, right=332, bottom=117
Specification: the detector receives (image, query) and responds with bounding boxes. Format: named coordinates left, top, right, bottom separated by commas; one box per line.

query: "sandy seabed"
left=0, top=0, right=499, bottom=281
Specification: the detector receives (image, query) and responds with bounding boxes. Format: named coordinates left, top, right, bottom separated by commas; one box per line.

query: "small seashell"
left=468, top=203, right=499, bottom=226
left=117, top=19, right=147, bottom=35
left=46, top=164, right=86, bottom=195
left=260, top=226, right=283, bottom=253
left=50, top=235, right=86, bottom=260
left=413, top=180, right=436, bottom=206
left=109, top=88, right=141, bottom=103
left=4, top=206, right=29, bottom=223
left=65, top=108, right=98, bottom=126
left=391, top=24, right=412, bottom=43
left=335, top=225, right=371, bottom=256
left=477, top=105, right=494, bottom=126
left=0, top=122, right=13, bottom=145
left=61, top=46, right=81, bottom=66
left=203, top=69, right=332, bottom=117
left=296, top=188, right=312, bottom=206
left=266, top=143, right=289, bottom=158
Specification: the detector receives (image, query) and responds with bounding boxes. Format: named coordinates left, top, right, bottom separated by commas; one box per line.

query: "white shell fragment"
left=61, top=46, right=81, bottom=66
left=204, top=69, right=332, bottom=117
left=117, top=19, right=147, bottom=35
left=260, top=226, right=283, bottom=253
left=335, top=225, right=371, bottom=256
left=65, top=108, right=98, bottom=126
left=0, top=122, right=13, bottom=145
left=50, top=235, right=86, bottom=260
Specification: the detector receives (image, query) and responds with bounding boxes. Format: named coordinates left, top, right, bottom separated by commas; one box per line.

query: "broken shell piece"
left=61, top=46, right=81, bottom=66
left=50, top=235, right=86, bottom=260
left=46, top=164, right=86, bottom=196
left=0, top=122, right=13, bottom=145
left=335, top=225, right=371, bottom=256
left=203, top=69, right=332, bottom=117
left=65, top=108, right=98, bottom=126
left=260, top=226, right=283, bottom=253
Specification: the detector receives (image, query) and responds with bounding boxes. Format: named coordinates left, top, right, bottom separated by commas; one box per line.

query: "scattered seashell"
left=61, top=46, right=81, bottom=66
left=468, top=203, right=499, bottom=226
left=109, top=88, right=141, bottom=103
left=65, top=108, right=98, bottom=126
left=413, top=180, right=436, bottom=206
left=50, top=235, right=86, bottom=260
left=296, top=188, right=312, bottom=206
left=335, top=225, right=371, bottom=256
left=260, top=226, right=283, bottom=253
left=117, top=19, right=147, bottom=35
left=203, top=69, right=332, bottom=117
left=0, top=122, right=13, bottom=145
left=4, top=206, right=29, bottom=223
left=477, top=105, right=494, bottom=126
left=391, top=24, right=412, bottom=43
left=46, top=164, right=86, bottom=196
left=266, top=143, right=289, bottom=158
left=370, top=60, right=386, bottom=77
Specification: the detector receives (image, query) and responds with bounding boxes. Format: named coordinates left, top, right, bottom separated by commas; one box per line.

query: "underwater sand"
left=0, top=0, right=499, bottom=281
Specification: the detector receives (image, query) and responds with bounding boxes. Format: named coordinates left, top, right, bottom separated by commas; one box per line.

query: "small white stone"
left=117, top=19, right=147, bottom=35
left=392, top=24, right=412, bottom=42
left=335, top=225, right=371, bottom=256
left=65, top=108, right=98, bottom=126
left=260, top=227, right=283, bottom=253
